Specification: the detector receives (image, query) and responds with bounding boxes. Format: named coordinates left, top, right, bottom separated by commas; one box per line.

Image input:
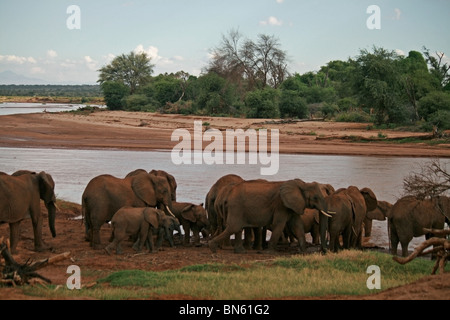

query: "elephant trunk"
left=46, top=201, right=57, bottom=238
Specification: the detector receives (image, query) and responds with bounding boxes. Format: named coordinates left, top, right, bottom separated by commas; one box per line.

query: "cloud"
left=0, top=55, right=36, bottom=64
left=260, top=16, right=283, bottom=26
left=276, top=0, right=284, bottom=3
left=84, top=56, right=97, bottom=71
left=134, top=44, right=175, bottom=66
left=395, top=49, right=406, bottom=56
left=47, top=50, right=58, bottom=59
left=394, top=8, right=401, bottom=20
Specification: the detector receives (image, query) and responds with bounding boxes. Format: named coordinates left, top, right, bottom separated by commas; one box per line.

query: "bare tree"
left=403, top=158, right=450, bottom=200
left=208, top=29, right=289, bottom=90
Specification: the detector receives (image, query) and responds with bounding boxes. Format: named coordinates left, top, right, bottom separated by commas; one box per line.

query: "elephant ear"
left=437, top=197, right=450, bottom=221
left=38, top=172, right=56, bottom=204
left=181, top=205, right=196, bottom=223
left=360, top=188, right=378, bottom=212
left=144, top=208, right=159, bottom=228
left=280, top=179, right=306, bottom=215
left=131, top=173, right=156, bottom=207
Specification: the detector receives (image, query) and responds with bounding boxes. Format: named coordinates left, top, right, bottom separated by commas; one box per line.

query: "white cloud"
left=260, top=16, right=283, bottom=26
left=0, top=55, right=36, bottom=64
left=47, top=50, right=58, bottom=58
left=276, top=0, right=284, bottom=3
left=394, top=8, right=402, bottom=20
left=395, top=49, right=406, bottom=56
left=134, top=44, right=174, bottom=66
left=84, top=56, right=97, bottom=71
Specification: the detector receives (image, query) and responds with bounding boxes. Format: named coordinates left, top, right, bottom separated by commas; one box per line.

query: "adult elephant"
left=205, top=174, right=244, bottom=238
left=389, top=196, right=450, bottom=257
left=364, top=201, right=392, bottom=237
left=82, top=170, right=175, bottom=249
left=321, top=186, right=378, bottom=253
left=0, top=170, right=57, bottom=253
left=209, top=179, right=331, bottom=254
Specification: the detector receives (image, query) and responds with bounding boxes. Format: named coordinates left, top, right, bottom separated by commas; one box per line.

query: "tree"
left=403, top=159, right=450, bottom=200
left=208, top=29, right=289, bottom=90
left=400, top=51, right=438, bottom=120
left=100, top=81, right=129, bottom=110
left=245, top=88, right=280, bottom=119
left=98, top=51, right=154, bottom=95
left=352, top=47, right=405, bottom=124
left=423, top=47, right=450, bottom=88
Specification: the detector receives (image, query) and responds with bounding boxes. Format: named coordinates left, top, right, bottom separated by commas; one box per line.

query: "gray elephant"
left=321, top=186, right=378, bottom=253
left=209, top=179, right=331, bottom=254
left=172, top=202, right=210, bottom=246
left=105, top=207, right=164, bottom=255
left=0, top=170, right=57, bottom=253
left=364, top=201, right=392, bottom=237
left=82, top=170, right=176, bottom=249
left=389, top=196, right=450, bottom=257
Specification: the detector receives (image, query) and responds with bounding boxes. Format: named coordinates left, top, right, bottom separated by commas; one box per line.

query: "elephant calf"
left=172, top=202, right=210, bottom=246
left=105, top=207, right=172, bottom=255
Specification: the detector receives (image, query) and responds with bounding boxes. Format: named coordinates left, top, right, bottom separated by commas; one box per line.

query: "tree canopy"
left=95, top=32, right=450, bottom=133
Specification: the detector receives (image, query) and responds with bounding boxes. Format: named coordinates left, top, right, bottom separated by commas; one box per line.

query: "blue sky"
left=0, top=0, right=449, bottom=84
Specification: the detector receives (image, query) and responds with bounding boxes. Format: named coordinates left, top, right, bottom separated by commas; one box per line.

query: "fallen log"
left=0, top=241, right=71, bottom=286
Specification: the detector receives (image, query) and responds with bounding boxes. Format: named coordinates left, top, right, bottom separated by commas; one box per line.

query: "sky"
left=0, top=0, right=449, bottom=84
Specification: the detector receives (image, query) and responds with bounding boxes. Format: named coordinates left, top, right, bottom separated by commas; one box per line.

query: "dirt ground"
left=0, top=111, right=449, bottom=157
left=0, top=110, right=449, bottom=300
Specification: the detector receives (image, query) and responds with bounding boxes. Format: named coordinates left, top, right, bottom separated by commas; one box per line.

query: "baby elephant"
left=105, top=207, right=176, bottom=255
left=172, top=202, right=210, bottom=246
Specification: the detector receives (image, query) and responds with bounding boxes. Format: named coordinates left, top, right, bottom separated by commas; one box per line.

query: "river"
left=0, top=102, right=104, bottom=116
left=1, top=147, right=447, bottom=249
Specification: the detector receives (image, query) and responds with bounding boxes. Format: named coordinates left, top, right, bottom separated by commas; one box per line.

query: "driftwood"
left=393, top=229, right=450, bottom=275
left=0, top=238, right=71, bottom=286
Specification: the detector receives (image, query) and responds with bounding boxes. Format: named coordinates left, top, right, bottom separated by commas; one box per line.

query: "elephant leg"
left=268, top=223, right=285, bottom=253
left=233, top=230, right=246, bottom=253
left=364, top=219, right=373, bottom=237
left=91, top=227, right=103, bottom=250
left=183, top=223, right=191, bottom=246
left=105, top=238, right=119, bottom=255
left=209, top=226, right=240, bottom=253
left=9, top=222, right=21, bottom=254
left=289, top=216, right=307, bottom=253
left=252, top=227, right=263, bottom=251
left=243, top=228, right=253, bottom=250
left=390, top=223, right=400, bottom=256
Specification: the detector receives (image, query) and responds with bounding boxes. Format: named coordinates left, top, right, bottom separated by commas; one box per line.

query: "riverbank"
left=0, top=110, right=449, bottom=157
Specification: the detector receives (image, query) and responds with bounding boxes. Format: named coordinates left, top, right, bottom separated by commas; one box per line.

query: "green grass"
left=21, top=250, right=446, bottom=300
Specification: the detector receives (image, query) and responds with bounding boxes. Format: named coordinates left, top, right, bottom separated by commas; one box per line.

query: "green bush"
left=335, top=111, right=372, bottom=123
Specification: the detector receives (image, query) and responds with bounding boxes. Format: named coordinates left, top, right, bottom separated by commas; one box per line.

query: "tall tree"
left=98, top=51, right=154, bottom=95
left=208, top=29, right=289, bottom=90
left=352, top=47, right=404, bottom=124
left=423, top=47, right=450, bottom=88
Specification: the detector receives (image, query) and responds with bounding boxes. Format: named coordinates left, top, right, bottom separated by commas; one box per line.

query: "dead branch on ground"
left=393, top=229, right=450, bottom=275
left=0, top=238, right=71, bottom=286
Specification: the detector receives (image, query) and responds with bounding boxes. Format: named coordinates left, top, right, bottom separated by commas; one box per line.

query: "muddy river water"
left=1, top=147, right=448, bottom=250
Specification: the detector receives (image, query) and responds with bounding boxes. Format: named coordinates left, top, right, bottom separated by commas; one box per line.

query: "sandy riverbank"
left=0, top=110, right=449, bottom=157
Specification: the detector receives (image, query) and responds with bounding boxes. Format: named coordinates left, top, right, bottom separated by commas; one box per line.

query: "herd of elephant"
left=0, top=169, right=449, bottom=258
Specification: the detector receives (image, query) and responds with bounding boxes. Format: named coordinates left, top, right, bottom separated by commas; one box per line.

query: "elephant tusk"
left=327, top=211, right=336, bottom=215
left=321, top=210, right=333, bottom=218
left=165, top=205, right=177, bottom=218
